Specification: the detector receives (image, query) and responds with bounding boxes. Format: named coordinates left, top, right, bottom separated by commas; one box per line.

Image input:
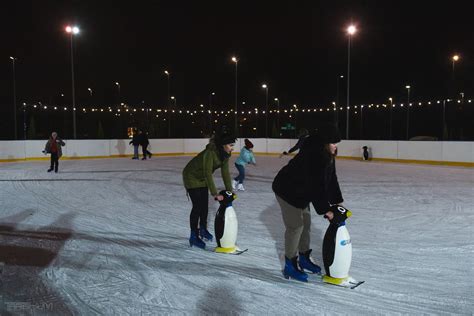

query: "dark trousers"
left=234, top=163, right=245, bottom=184
left=142, top=145, right=152, bottom=158
left=50, top=152, right=59, bottom=172
left=188, top=187, right=209, bottom=233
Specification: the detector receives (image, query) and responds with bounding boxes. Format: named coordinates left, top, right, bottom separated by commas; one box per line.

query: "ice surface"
left=0, top=156, right=472, bottom=315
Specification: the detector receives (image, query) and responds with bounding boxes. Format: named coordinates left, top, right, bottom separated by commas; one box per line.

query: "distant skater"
left=232, top=138, right=256, bottom=191
left=140, top=131, right=152, bottom=160
left=43, top=132, right=66, bottom=173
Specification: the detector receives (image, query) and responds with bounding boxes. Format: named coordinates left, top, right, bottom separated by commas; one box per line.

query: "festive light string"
left=23, top=99, right=472, bottom=116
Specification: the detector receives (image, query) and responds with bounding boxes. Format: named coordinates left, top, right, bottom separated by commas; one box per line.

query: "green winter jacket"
left=182, top=142, right=232, bottom=195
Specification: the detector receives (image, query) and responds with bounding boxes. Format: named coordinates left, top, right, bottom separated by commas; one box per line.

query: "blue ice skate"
left=283, top=256, right=308, bottom=282
left=200, top=227, right=214, bottom=242
left=189, top=231, right=206, bottom=249
left=298, top=249, right=322, bottom=274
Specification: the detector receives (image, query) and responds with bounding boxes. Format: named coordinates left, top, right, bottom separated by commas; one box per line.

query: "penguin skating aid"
left=214, top=190, right=247, bottom=255
left=322, top=205, right=364, bottom=289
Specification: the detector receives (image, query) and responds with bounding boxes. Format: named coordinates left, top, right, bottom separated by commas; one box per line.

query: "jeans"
left=234, top=163, right=245, bottom=184
left=133, top=145, right=139, bottom=158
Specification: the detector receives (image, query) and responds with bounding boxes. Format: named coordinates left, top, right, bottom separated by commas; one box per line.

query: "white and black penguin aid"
left=322, top=205, right=364, bottom=289
left=214, top=190, right=247, bottom=255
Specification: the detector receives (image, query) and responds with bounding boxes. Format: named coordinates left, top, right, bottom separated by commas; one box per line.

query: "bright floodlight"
left=164, top=70, right=169, bottom=75
left=232, top=56, right=237, bottom=62
left=211, top=92, right=215, bottom=95
left=389, top=97, right=393, bottom=101
left=66, top=25, right=79, bottom=34
left=452, top=55, right=460, bottom=61
left=347, top=25, right=356, bottom=35
left=10, top=56, right=15, bottom=60
left=170, top=96, right=175, bottom=100
left=262, top=84, right=267, bottom=89
left=115, top=82, right=120, bottom=86
left=274, top=98, right=278, bottom=101
left=405, top=85, right=411, bottom=89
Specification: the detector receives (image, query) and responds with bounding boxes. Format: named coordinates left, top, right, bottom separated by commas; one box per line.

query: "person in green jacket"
left=183, top=132, right=236, bottom=249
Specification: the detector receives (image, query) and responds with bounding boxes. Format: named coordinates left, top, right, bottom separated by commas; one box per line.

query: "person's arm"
left=328, top=163, right=343, bottom=205
left=59, top=139, right=66, bottom=146
left=221, top=159, right=233, bottom=191
left=249, top=151, right=256, bottom=164
left=287, top=137, right=305, bottom=154
left=309, top=159, right=331, bottom=216
left=44, top=140, right=50, bottom=153
left=203, top=150, right=218, bottom=196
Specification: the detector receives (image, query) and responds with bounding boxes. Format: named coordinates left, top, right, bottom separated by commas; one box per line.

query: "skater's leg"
left=54, top=154, right=59, bottom=172
left=188, top=187, right=208, bottom=248
left=197, top=187, right=209, bottom=229
left=188, top=188, right=203, bottom=233
left=133, top=145, right=139, bottom=158
left=276, top=194, right=304, bottom=259
left=235, top=164, right=245, bottom=184
left=48, top=154, right=55, bottom=171
left=298, top=205, right=311, bottom=252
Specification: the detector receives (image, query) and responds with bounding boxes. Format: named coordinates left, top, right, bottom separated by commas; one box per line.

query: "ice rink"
left=0, top=155, right=472, bottom=315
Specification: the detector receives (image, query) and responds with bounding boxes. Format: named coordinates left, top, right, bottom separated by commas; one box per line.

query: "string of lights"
left=22, top=98, right=472, bottom=117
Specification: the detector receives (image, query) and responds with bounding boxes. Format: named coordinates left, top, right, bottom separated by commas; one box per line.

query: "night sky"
left=2, top=1, right=472, bottom=109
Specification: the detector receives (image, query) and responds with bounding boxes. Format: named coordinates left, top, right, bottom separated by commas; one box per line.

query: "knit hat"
left=215, top=132, right=236, bottom=146
left=314, top=124, right=341, bottom=144
left=244, top=139, right=254, bottom=148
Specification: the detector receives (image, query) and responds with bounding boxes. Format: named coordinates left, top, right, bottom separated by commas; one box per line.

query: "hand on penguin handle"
left=324, top=211, right=334, bottom=221
left=214, top=195, right=224, bottom=201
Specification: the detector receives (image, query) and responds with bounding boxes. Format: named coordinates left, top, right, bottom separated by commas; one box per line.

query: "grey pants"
left=276, top=195, right=311, bottom=259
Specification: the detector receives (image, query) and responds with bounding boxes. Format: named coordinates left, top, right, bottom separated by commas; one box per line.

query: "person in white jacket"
left=232, top=139, right=256, bottom=191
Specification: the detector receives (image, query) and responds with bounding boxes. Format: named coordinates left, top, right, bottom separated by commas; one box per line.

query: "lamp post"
left=9, top=56, right=17, bottom=139
left=164, top=70, right=170, bottom=105
left=346, top=25, right=357, bottom=140
left=336, top=75, right=343, bottom=128
left=87, top=87, right=93, bottom=97
left=405, top=85, right=411, bottom=140
left=262, top=84, right=268, bottom=138
left=209, top=92, right=215, bottom=134
left=388, top=97, right=393, bottom=139
left=274, top=98, right=280, bottom=136
left=231, top=56, right=238, bottom=136
left=115, top=82, right=121, bottom=102
left=451, top=55, right=460, bottom=99
left=164, top=71, right=171, bottom=137
left=452, top=55, right=459, bottom=80
left=65, top=25, right=79, bottom=139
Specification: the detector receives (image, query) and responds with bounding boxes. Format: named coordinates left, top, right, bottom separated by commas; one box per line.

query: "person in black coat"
left=273, top=124, right=344, bottom=282
left=280, top=128, right=309, bottom=157
left=140, top=131, right=152, bottom=160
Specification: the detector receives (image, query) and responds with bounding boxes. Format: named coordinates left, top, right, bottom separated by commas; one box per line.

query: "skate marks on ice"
left=0, top=211, right=76, bottom=314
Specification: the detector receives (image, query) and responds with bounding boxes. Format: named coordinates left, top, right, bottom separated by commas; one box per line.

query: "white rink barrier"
left=0, top=139, right=472, bottom=166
